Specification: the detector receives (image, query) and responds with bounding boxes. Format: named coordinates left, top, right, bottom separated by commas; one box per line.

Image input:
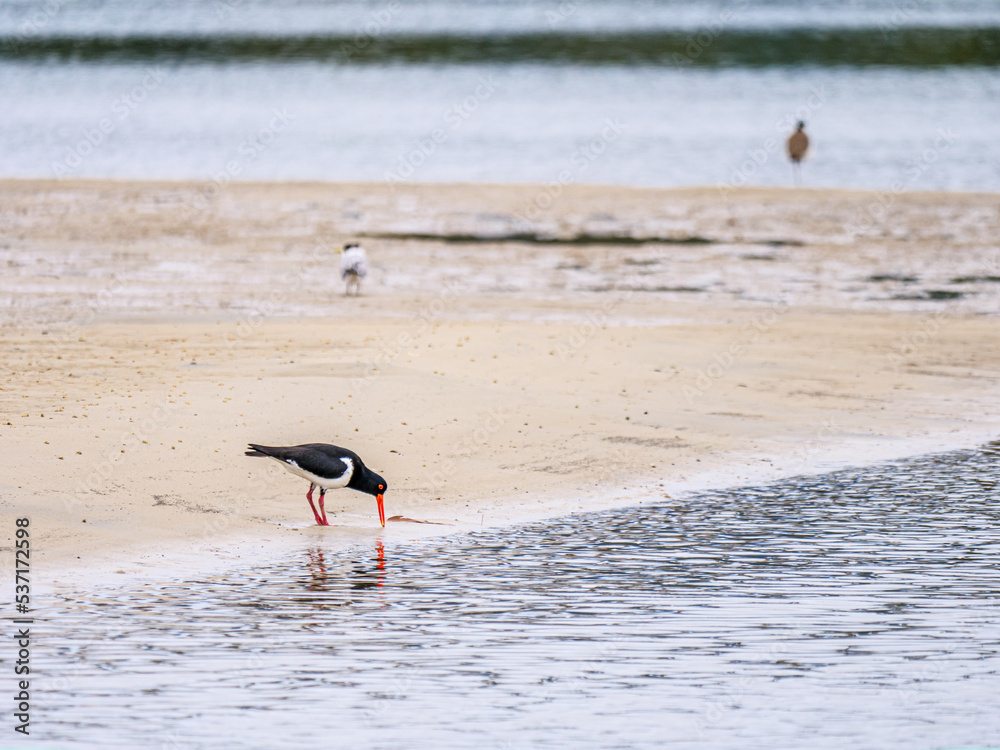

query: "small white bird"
left=338, top=243, right=369, bottom=296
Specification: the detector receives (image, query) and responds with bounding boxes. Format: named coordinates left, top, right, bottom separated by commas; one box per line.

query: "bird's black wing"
left=292, top=446, right=355, bottom=481
left=247, top=443, right=356, bottom=481
left=304, top=443, right=364, bottom=467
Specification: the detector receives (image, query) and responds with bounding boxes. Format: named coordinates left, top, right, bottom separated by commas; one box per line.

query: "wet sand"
left=1, top=179, right=998, bottom=577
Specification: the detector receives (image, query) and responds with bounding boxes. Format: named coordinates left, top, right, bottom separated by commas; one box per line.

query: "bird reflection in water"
left=304, top=548, right=331, bottom=593
left=353, top=540, right=386, bottom=591
left=301, top=542, right=386, bottom=595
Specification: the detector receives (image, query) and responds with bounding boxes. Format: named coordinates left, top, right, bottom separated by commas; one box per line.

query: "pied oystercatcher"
left=246, top=443, right=387, bottom=526
left=338, top=243, right=369, bottom=296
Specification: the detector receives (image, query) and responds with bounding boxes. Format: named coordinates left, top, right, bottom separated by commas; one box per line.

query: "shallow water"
left=3, top=60, right=998, bottom=192
left=1, top=0, right=999, bottom=190
left=27, top=443, right=1000, bottom=749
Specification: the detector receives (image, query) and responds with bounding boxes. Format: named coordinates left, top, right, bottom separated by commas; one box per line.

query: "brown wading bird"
left=787, top=121, right=810, bottom=186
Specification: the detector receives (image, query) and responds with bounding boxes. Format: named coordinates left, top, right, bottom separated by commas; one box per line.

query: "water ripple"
left=30, top=443, right=1000, bottom=749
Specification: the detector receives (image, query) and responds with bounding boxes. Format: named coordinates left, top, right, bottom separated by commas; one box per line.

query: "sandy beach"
left=2, top=179, right=998, bottom=578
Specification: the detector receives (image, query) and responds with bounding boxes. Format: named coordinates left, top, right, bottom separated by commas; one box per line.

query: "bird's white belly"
left=272, top=456, right=353, bottom=489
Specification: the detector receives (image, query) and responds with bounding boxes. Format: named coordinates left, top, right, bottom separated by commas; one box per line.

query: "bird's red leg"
left=305, top=484, right=324, bottom=526
left=318, top=488, right=330, bottom=526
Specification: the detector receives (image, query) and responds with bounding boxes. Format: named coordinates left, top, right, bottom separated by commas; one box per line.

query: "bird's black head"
left=355, top=469, right=387, bottom=527
left=349, top=464, right=387, bottom=497
left=366, top=471, right=388, bottom=498
left=796, top=121, right=806, bottom=130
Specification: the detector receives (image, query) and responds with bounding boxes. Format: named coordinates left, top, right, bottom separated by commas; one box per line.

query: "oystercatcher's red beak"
left=377, top=494, right=385, bottom=527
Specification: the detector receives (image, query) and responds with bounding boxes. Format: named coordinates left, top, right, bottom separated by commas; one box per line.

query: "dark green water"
left=4, top=27, right=998, bottom=67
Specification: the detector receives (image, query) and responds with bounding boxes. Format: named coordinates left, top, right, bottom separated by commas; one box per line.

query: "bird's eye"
left=379, top=484, right=384, bottom=490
